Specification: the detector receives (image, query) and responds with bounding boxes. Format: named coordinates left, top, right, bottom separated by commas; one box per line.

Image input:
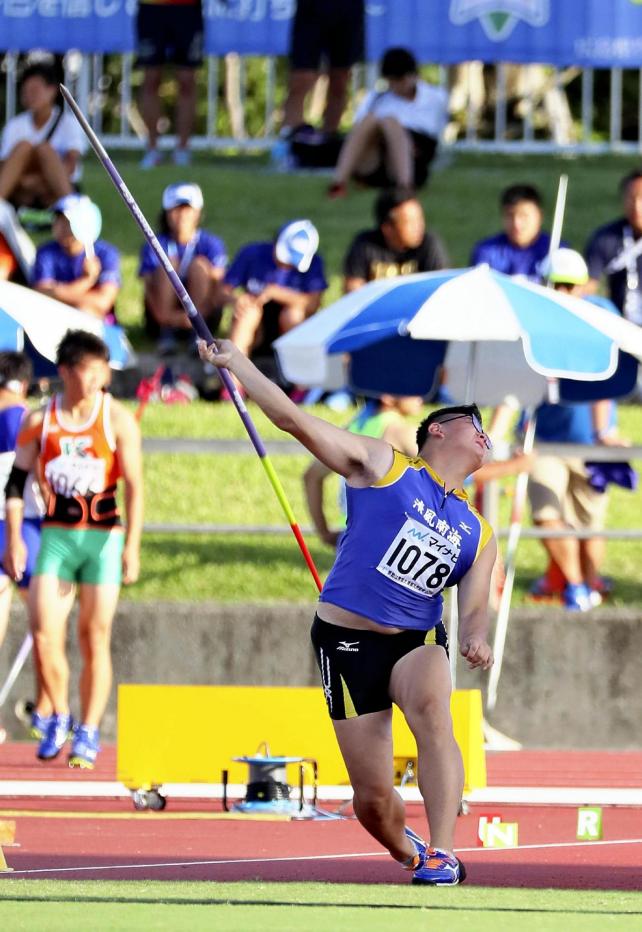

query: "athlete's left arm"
left=112, top=400, right=143, bottom=585
left=456, top=534, right=497, bottom=670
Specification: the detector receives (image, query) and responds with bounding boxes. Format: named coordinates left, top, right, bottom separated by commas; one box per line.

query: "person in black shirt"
left=585, top=168, right=642, bottom=324
left=343, top=188, right=448, bottom=293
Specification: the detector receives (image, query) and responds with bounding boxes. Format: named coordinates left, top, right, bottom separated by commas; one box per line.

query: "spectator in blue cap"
left=222, top=220, right=327, bottom=391
left=139, top=182, right=227, bottom=355
left=31, top=194, right=120, bottom=323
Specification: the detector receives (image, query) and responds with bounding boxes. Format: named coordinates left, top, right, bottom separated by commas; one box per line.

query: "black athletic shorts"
left=310, top=614, right=448, bottom=721
left=356, top=130, right=439, bottom=191
left=136, top=4, right=204, bottom=69
left=290, top=0, right=365, bottom=70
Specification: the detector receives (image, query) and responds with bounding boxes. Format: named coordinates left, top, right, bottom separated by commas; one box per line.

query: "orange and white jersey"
left=22, top=392, right=123, bottom=529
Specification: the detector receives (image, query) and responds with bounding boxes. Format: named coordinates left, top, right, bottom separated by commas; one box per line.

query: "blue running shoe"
left=30, top=710, right=53, bottom=741
left=563, top=582, right=592, bottom=612
left=412, top=847, right=466, bottom=886
left=37, top=713, right=73, bottom=760
left=68, top=724, right=100, bottom=769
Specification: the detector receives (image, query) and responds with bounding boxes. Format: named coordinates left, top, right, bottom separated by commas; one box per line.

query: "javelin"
left=59, top=85, right=322, bottom=592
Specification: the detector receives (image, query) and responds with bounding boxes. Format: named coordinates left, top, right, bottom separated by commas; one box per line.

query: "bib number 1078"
left=376, top=517, right=457, bottom=597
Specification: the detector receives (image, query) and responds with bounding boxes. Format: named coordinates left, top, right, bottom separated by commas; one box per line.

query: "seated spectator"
left=139, top=183, right=227, bottom=356
left=223, top=220, right=327, bottom=381
left=328, top=47, right=447, bottom=199
left=585, top=167, right=642, bottom=324
left=0, top=62, right=86, bottom=210
left=344, top=187, right=448, bottom=292
left=520, top=250, right=630, bottom=610
left=470, top=184, right=559, bottom=280
left=31, top=195, right=120, bottom=323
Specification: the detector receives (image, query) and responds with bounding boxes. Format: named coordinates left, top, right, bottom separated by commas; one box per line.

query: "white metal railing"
left=3, top=52, right=642, bottom=154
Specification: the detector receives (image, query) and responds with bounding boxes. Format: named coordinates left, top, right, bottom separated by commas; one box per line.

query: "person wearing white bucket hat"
left=139, top=182, right=227, bottom=355
left=221, top=220, right=327, bottom=392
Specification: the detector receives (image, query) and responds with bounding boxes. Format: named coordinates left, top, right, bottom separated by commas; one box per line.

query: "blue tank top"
left=320, top=451, right=493, bottom=631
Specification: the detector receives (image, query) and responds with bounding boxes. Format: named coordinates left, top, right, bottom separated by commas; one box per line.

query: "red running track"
left=0, top=744, right=641, bottom=889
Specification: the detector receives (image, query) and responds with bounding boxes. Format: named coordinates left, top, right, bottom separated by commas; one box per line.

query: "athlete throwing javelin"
left=200, top=339, right=495, bottom=886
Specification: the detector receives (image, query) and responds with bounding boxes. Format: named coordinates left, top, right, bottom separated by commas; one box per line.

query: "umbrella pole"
left=486, top=410, right=537, bottom=712
left=464, top=343, right=479, bottom=404
left=59, top=85, right=323, bottom=594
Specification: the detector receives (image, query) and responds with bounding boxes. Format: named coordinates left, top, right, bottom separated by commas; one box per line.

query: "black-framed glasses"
left=438, top=413, right=492, bottom=449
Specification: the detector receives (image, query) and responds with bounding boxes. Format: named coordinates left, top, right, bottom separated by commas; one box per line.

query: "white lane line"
left=3, top=837, right=642, bottom=876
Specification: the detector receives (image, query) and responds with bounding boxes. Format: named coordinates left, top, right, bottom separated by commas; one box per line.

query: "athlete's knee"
left=353, top=781, right=395, bottom=817
left=406, top=693, right=453, bottom=741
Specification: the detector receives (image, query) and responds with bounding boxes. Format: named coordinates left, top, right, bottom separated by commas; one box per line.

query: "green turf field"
left=0, top=881, right=641, bottom=932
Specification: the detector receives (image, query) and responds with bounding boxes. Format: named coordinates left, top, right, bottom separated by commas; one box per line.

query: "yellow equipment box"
left=117, top=685, right=486, bottom=791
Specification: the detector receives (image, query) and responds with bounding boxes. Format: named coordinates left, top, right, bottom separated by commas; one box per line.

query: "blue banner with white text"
left=3, top=1, right=642, bottom=67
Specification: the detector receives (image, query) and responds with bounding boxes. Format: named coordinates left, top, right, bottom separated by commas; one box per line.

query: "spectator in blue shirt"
left=470, top=184, right=557, bottom=281
left=32, top=195, right=120, bottom=324
left=223, top=220, right=327, bottom=384
left=139, top=183, right=227, bottom=355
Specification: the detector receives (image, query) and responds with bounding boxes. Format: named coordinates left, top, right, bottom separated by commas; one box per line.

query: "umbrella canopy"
left=0, top=281, right=135, bottom=374
left=274, top=266, right=642, bottom=405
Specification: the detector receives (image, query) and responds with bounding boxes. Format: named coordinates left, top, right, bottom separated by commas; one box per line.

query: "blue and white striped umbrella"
left=0, top=281, right=135, bottom=375
left=274, top=266, right=642, bottom=404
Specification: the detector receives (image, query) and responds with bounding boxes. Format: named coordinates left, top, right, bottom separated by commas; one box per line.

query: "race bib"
left=45, top=454, right=106, bottom=498
left=376, top=515, right=460, bottom=597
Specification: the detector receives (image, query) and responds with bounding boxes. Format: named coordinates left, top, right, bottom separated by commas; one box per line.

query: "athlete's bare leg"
left=29, top=575, right=76, bottom=714
left=390, top=644, right=464, bottom=854
left=77, top=582, right=120, bottom=728
left=332, top=707, right=417, bottom=863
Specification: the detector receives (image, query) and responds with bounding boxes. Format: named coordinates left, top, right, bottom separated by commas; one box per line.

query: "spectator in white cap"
left=139, top=182, right=227, bottom=355
left=221, top=220, right=327, bottom=396
left=31, top=194, right=121, bottom=323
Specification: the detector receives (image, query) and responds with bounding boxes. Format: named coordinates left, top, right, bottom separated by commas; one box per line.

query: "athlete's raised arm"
left=198, top=340, right=395, bottom=485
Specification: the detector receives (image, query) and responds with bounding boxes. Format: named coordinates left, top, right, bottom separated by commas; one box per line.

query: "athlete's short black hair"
left=0, top=351, right=32, bottom=387
left=56, top=330, right=110, bottom=368
left=381, top=47, right=418, bottom=79
left=375, top=186, right=418, bottom=226
left=416, top=404, right=483, bottom=450
left=500, top=184, right=542, bottom=209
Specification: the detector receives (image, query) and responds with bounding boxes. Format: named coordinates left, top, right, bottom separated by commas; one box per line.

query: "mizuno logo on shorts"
left=337, top=641, right=360, bottom=652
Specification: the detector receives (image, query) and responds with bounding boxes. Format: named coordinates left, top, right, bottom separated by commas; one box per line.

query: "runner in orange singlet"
left=3, top=331, right=143, bottom=768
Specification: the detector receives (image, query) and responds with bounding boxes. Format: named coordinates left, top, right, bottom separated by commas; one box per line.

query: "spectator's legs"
left=378, top=117, right=414, bottom=187
left=33, top=143, right=73, bottom=202
left=140, top=66, right=163, bottom=151
left=580, top=537, right=606, bottom=589
left=186, top=257, right=223, bottom=330
left=282, top=69, right=318, bottom=130
left=323, top=67, right=351, bottom=133
left=145, top=269, right=191, bottom=330
left=77, top=583, right=120, bottom=728
left=332, top=113, right=385, bottom=186
left=533, top=519, right=584, bottom=584
left=29, top=575, right=76, bottom=714
left=229, top=299, right=263, bottom=358
left=0, top=141, right=36, bottom=202
left=278, top=301, right=307, bottom=335
left=175, top=67, right=197, bottom=152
